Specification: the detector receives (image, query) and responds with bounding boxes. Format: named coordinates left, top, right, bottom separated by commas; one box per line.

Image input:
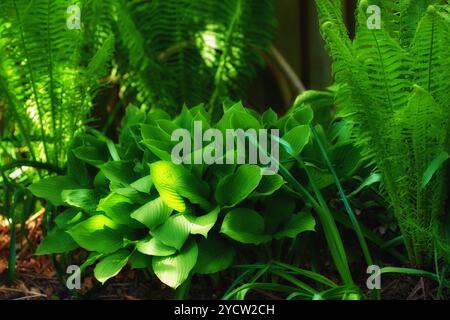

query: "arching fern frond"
left=411, top=5, right=450, bottom=107
left=315, top=0, right=351, bottom=46
left=107, top=0, right=276, bottom=116
left=316, top=0, right=450, bottom=266
left=83, top=0, right=115, bottom=52
left=354, top=1, right=413, bottom=113
left=392, top=86, right=447, bottom=264
left=199, top=0, right=276, bottom=117
left=0, top=0, right=114, bottom=166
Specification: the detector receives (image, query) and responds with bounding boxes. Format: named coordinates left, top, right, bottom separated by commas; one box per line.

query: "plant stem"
left=0, top=160, right=63, bottom=175
left=175, top=273, right=192, bottom=300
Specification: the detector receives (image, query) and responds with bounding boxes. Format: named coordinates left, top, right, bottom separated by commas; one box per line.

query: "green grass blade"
left=421, top=151, right=450, bottom=189
left=274, top=136, right=354, bottom=286
left=223, top=263, right=272, bottom=300
left=270, top=269, right=318, bottom=295
left=272, top=261, right=337, bottom=287
left=225, top=282, right=304, bottom=299
left=380, top=267, right=450, bottom=288
left=310, top=124, right=373, bottom=267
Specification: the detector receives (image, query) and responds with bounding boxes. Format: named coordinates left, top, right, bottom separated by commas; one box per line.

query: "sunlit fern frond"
left=316, top=0, right=450, bottom=266
left=315, top=0, right=350, bottom=46
left=411, top=5, right=450, bottom=107
left=353, top=1, right=413, bottom=112
left=196, top=0, right=276, bottom=111
left=110, top=0, right=276, bottom=116
left=0, top=0, right=114, bottom=165
left=351, top=1, right=445, bottom=48
left=365, top=0, right=428, bottom=47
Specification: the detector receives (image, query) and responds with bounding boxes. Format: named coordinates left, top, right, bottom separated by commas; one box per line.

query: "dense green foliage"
left=1, top=0, right=450, bottom=300
left=106, top=0, right=276, bottom=116
left=30, top=103, right=318, bottom=288
left=316, top=0, right=450, bottom=266
left=0, top=0, right=114, bottom=166
left=0, top=0, right=275, bottom=163
left=0, top=0, right=277, bottom=290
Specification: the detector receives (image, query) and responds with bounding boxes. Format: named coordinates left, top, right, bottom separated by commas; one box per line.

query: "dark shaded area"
left=247, top=0, right=358, bottom=113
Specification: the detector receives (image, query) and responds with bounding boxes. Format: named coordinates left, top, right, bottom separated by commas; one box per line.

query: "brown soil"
left=0, top=212, right=226, bottom=300
left=0, top=213, right=448, bottom=300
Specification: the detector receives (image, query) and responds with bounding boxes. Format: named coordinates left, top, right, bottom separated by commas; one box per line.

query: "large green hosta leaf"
left=35, top=229, right=79, bottom=255
left=97, top=193, right=142, bottom=227
left=217, top=102, right=261, bottom=131
left=72, top=145, right=108, bottom=166
left=67, top=215, right=125, bottom=254
left=251, top=174, right=285, bottom=197
left=62, top=189, right=98, bottom=214
left=150, top=208, right=219, bottom=250
left=220, top=208, right=271, bottom=245
left=99, top=161, right=141, bottom=186
left=55, top=209, right=87, bottom=230
left=94, top=249, right=132, bottom=284
left=278, top=104, right=314, bottom=132
left=151, top=214, right=191, bottom=250
left=152, top=239, right=198, bottom=289
left=215, top=165, right=262, bottom=207
left=136, top=236, right=176, bottom=256
left=281, top=125, right=310, bottom=158
left=274, top=212, right=316, bottom=240
left=129, top=251, right=153, bottom=270
left=185, top=206, right=220, bottom=238
left=131, top=197, right=173, bottom=230
left=221, top=208, right=314, bottom=244
left=29, top=176, right=80, bottom=206
left=150, top=161, right=210, bottom=212
left=130, top=175, right=152, bottom=193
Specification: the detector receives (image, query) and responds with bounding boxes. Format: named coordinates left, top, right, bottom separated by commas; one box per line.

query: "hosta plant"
left=29, top=102, right=317, bottom=289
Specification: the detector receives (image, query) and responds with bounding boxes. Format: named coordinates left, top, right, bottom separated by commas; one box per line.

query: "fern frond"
left=315, top=0, right=351, bottom=46
left=355, top=1, right=413, bottom=112
left=202, top=0, right=276, bottom=107
left=83, top=0, right=115, bottom=52
left=0, top=0, right=83, bottom=163
left=366, top=0, right=429, bottom=47
left=0, top=0, right=113, bottom=165
left=110, top=0, right=275, bottom=115
left=317, top=0, right=450, bottom=265
left=411, top=5, right=450, bottom=108
left=391, top=86, right=448, bottom=264
left=111, top=0, right=176, bottom=111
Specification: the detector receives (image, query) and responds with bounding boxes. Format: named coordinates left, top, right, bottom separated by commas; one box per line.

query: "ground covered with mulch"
left=0, top=213, right=447, bottom=300
left=0, top=212, right=228, bottom=300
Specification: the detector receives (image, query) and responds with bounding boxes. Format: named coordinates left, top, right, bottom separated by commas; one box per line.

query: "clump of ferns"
left=316, top=0, right=450, bottom=266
